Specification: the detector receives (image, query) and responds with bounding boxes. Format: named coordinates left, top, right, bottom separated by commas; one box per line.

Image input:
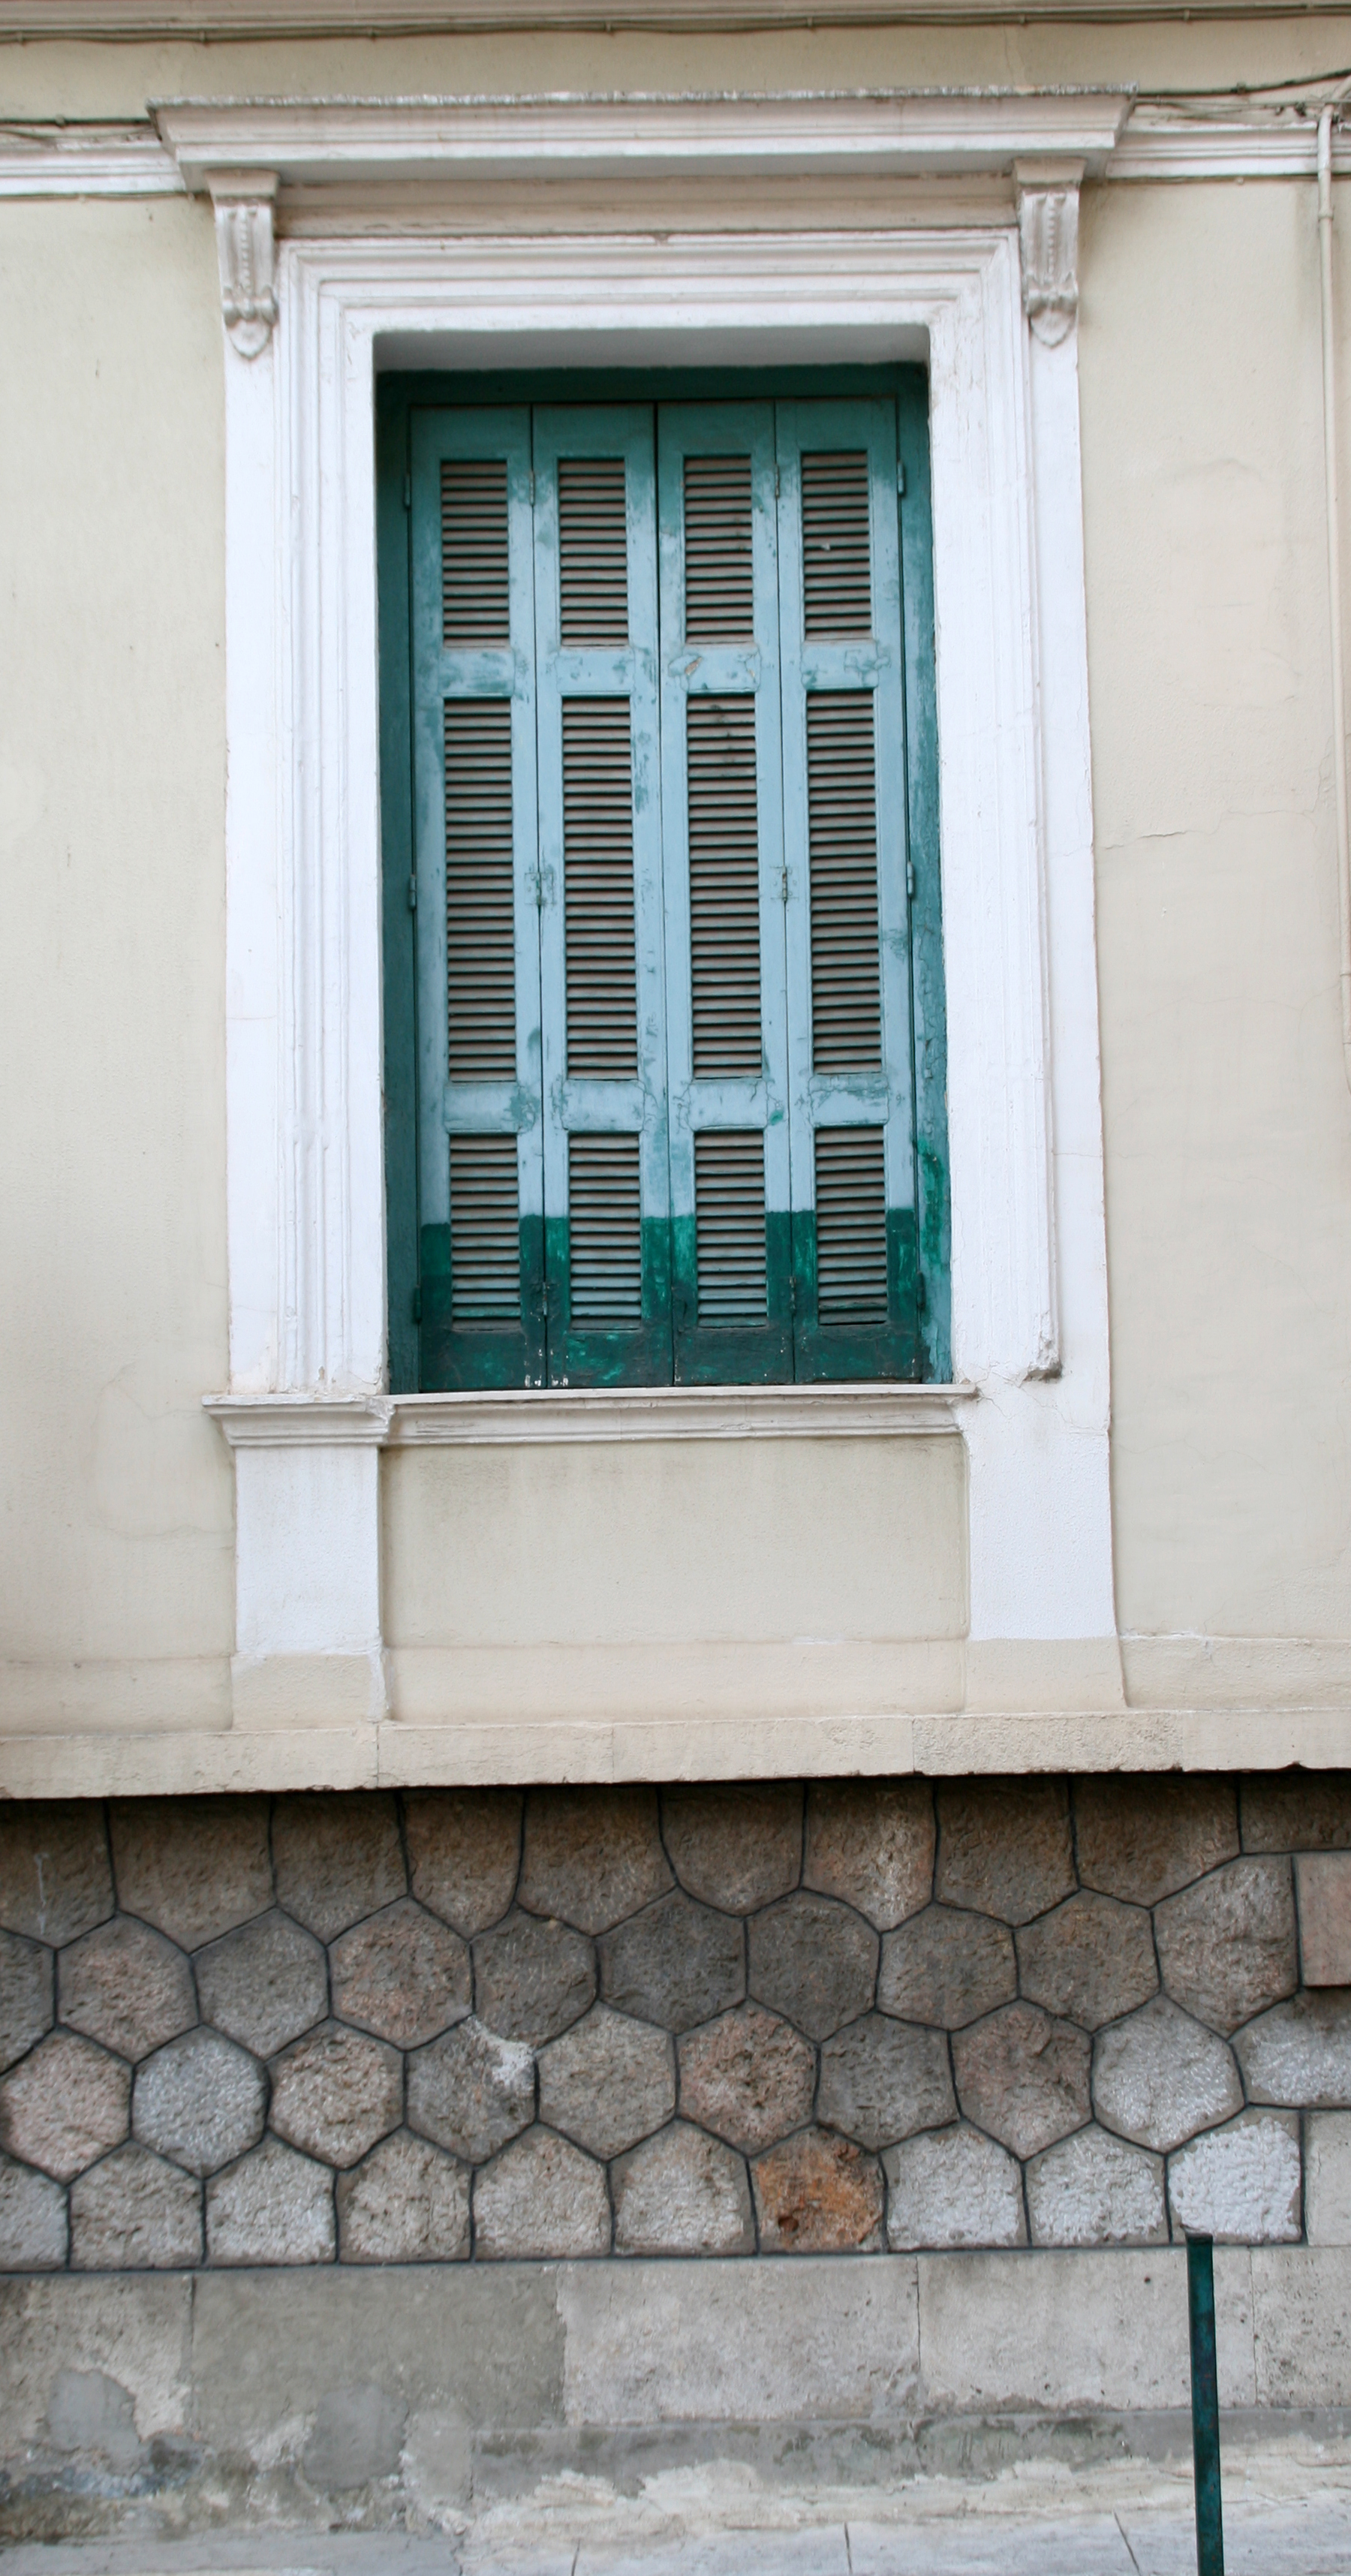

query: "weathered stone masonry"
left=3, top=1774, right=1351, bottom=2271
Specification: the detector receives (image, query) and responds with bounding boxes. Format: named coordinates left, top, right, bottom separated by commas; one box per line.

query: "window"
left=380, top=373, right=948, bottom=1393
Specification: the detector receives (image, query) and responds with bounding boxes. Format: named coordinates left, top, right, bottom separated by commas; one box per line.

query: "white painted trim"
left=4, top=105, right=1349, bottom=205
left=4, top=0, right=1350, bottom=29
left=206, top=1383, right=967, bottom=1446
left=0, top=127, right=182, bottom=197
left=156, top=98, right=1122, bottom=1734
left=155, top=92, right=1132, bottom=189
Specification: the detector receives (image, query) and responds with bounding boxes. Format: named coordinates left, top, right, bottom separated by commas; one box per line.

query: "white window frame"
left=155, top=93, right=1130, bottom=1752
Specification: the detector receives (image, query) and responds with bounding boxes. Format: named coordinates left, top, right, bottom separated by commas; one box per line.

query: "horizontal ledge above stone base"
left=3, top=1699, right=1351, bottom=1795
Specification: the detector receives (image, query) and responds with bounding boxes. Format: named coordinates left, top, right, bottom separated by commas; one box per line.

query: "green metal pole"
left=1187, top=2231, right=1225, bottom=2576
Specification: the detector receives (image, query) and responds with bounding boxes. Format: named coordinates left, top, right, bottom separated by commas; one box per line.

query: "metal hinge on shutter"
left=404, top=472, right=411, bottom=511
left=897, top=460, right=906, bottom=496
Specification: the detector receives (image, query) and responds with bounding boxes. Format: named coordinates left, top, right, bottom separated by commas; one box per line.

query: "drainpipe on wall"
left=1317, top=104, right=1351, bottom=1089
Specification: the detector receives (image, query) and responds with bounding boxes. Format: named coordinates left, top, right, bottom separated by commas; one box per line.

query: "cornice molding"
left=1, top=100, right=1347, bottom=200
left=5, top=0, right=1351, bottom=29
left=154, top=91, right=1133, bottom=191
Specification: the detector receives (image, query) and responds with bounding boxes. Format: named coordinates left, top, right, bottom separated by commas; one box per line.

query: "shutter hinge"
left=403, top=472, right=411, bottom=511
left=897, top=459, right=906, bottom=497
left=916, top=1271, right=927, bottom=1315
left=906, top=859, right=916, bottom=902
left=528, top=469, right=536, bottom=507
left=413, top=1283, right=422, bottom=1324
left=408, top=873, right=417, bottom=912
left=775, top=463, right=781, bottom=500
left=780, top=868, right=789, bottom=904
left=790, top=1271, right=797, bottom=1313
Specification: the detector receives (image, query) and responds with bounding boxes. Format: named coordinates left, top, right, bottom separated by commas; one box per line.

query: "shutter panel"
left=534, top=408, right=672, bottom=1385
left=776, top=399, right=920, bottom=1382
left=657, top=402, right=792, bottom=1385
left=410, top=406, right=545, bottom=1389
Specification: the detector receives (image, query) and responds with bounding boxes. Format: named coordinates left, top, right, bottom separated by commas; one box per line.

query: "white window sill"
left=205, top=1383, right=973, bottom=1447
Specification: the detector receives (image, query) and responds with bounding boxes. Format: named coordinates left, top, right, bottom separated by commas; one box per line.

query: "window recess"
left=387, top=378, right=947, bottom=1394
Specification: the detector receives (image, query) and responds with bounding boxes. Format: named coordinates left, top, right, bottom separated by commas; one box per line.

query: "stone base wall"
left=3, top=1774, right=1351, bottom=2271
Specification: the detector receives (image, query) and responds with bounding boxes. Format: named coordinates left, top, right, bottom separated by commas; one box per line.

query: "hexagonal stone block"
left=134, top=2027, right=266, bottom=2176
left=878, top=1905, right=1017, bottom=2031
left=1296, top=1854, right=1351, bottom=1986
left=804, top=1781, right=934, bottom=1931
left=0, top=1803, right=113, bottom=1946
left=408, top=2016, right=534, bottom=2165
left=613, top=2121, right=754, bottom=2255
left=59, top=1916, right=196, bottom=2063
left=109, top=1798, right=272, bottom=1950
left=662, top=1784, right=802, bottom=1915
left=519, top=1786, right=673, bottom=1936
left=206, top=2134, right=335, bottom=2264
left=1076, top=1775, right=1238, bottom=1906
left=1016, top=1892, right=1159, bottom=2031
left=330, top=1898, right=471, bottom=2048
left=405, top=1787, right=522, bottom=1936
left=599, top=1889, right=745, bottom=2034
left=818, top=2014, right=955, bottom=2150
left=952, top=2002, right=1090, bottom=2159
left=70, top=2141, right=202, bottom=2269
left=752, top=2126, right=883, bottom=2252
left=935, top=1780, right=1074, bottom=1925
left=1241, top=1773, right=1351, bottom=1853
left=1234, top=1990, right=1351, bottom=2106
left=538, top=2006, right=675, bottom=2159
left=1168, top=2110, right=1301, bottom=2245
left=884, top=2125, right=1026, bottom=2250
left=336, top=2129, right=470, bottom=2262
left=0, top=2030, right=129, bottom=2180
left=474, top=1908, right=595, bottom=2045
left=0, top=2151, right=67, bottom=2268
left=1155, top=1857, right=1297, bottom=2035
left=748, top=1894, right=877, bottom=2042
left=195, top=1908, right=327, bottom=2060
left=0, top=1928, right=53, bottom=2071
left=677, top=2004, right=815, bottom=2156
left=1093, top=1997, right=1242, bottom=2151
left=269, top=2023, right=402, bottom=2168
left=474, top=2126, right=610, bottom=2258
left=272, top=1792, right=405, bottom=1941
left=1026, top=2126, right=1166, bottom=2246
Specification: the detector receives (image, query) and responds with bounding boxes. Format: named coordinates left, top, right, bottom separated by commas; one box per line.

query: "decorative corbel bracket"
left=206, top=169, right=278, bottom=358
left=1015, top=158, right=1085, bottom=348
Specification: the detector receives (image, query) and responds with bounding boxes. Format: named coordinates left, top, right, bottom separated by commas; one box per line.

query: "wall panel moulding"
left=7, top=0, right=1351, bottom=30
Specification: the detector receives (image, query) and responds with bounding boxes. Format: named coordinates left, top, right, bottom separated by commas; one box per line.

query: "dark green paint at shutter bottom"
left=419, top=1206, right=918, bottom=1388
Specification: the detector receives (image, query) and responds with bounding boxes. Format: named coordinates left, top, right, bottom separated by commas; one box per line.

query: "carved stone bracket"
left=1015, top=158, right=1085, bottom=348
left=206, top=170, right=278, bottom=358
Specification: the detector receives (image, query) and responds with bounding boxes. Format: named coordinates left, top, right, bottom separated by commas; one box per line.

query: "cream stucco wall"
left=0, top=193, right=234, bottom=1739
left=4, top=21, right=1351, bottom=1784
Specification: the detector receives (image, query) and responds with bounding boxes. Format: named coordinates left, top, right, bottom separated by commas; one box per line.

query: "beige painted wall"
left=0, top=193, right=233, bottom=1737
left=4, top=23, right=1351, bottom=1779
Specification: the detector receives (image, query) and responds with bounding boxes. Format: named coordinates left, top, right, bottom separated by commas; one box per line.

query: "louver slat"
left=450, top=1133, right=520, bottom=1324
left=695, top=1131, right=767, bottom=1326
left=807, top=691, right=883, bottom=1070
left=688, top=697, right=761, bottom=1079
left=563, top=699, right=639, bottom=1078
left=683, top=455, right=754, bottom=640
left=801, top=451, right=871, bottom=637
left=814, top=1127, right=887, bottom=1325
left=444, top=700, right=515, bottom=1080
left=558, top=457, right=629, bottom=643
left=569, top=1133, right=642, bottom=1325
left=441, top=459, right=510, bottom=646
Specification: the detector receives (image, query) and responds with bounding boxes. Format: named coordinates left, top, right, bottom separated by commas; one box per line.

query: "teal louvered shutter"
left=776, top=400, right=920, bottom=1381
left=532, top=408, right=673, bottom=1386
left=410, top=408, right=546, bottom=1388
left=657, top=404, right=793, bottom=1384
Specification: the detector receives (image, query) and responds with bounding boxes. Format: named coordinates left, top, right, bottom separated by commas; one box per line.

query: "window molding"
left=158, top=93, right=1126, bottom=1744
